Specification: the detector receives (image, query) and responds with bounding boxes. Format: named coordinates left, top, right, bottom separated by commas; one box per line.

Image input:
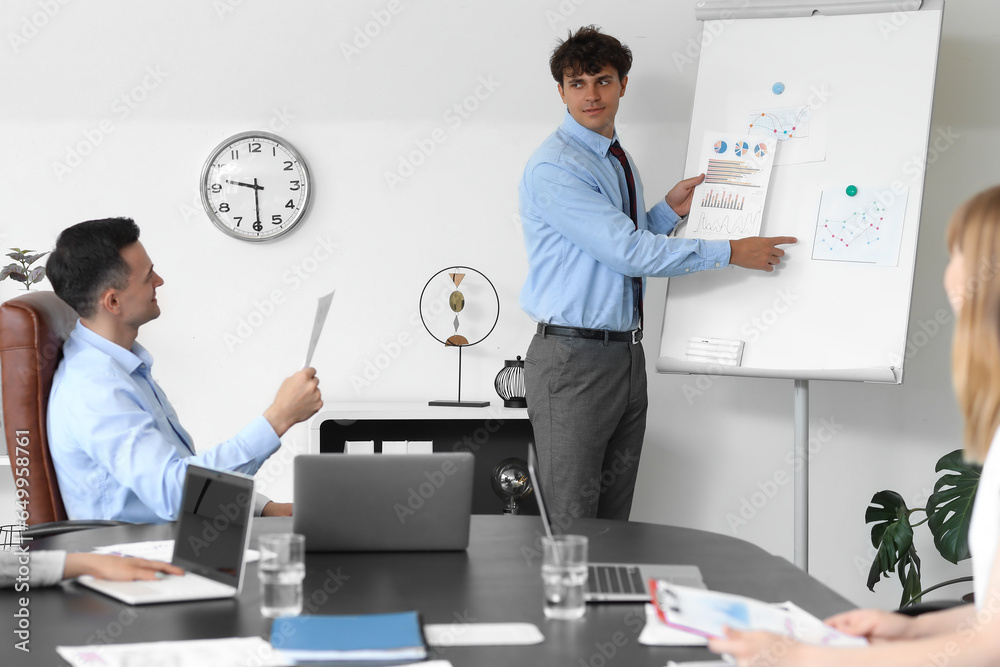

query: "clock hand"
left=252, top=177, right=263, bottom=231
left=226, top=179, right=265, bottom=191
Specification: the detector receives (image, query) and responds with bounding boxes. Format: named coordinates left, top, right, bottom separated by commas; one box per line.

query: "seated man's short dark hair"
left=549, top=25, right=633, bottom=84
left=47, top=218, right=140, bottom=318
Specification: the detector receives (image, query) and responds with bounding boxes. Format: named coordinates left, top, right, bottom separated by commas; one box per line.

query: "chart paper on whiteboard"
left=726, top=86, right=830, bottom=166
left=812, top=185, right=909, bottom=267
left=686, top=130, right=777, bottom=241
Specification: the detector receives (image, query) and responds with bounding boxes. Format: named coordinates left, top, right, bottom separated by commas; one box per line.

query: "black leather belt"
left=537, top=323, right=642, bottom=344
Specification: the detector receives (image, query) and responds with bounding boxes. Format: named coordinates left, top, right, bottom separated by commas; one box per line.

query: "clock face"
left=200, top=131, right=311, bottom=242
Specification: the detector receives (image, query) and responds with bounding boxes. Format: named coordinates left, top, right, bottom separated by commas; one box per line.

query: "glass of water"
left=541, top=534, right=588, bottom=620
left=258, top=533, right=305, bottom=618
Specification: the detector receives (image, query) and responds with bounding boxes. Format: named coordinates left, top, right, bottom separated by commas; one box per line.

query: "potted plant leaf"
left=1, top=248, right=48, bottom=290
left=866, top=449, right=980, bottom=608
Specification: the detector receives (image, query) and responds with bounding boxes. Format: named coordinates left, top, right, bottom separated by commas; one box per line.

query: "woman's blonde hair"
left=948, top=185, right=1000, bottom=462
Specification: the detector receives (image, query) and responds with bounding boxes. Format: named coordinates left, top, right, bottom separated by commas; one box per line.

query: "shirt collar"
left=72, top=320, right=154, bottom=375
left=560, top=110, right=620, bottom=158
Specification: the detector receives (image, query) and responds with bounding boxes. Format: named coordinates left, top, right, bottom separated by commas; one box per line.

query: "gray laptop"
left=526, top=442, right=707, bottom=602
left=293, top=453, right=474, bottom=552
left=79, top=465, right=254, bottom=604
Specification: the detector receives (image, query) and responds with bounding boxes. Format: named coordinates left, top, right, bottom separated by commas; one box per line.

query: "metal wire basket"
left=0, top=524, right=25, bottom=550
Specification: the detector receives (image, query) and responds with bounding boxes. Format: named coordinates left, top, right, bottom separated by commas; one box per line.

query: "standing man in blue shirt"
left=46, top=218, right=323, bottom=523
left=520, top=26, right=796, bottom=522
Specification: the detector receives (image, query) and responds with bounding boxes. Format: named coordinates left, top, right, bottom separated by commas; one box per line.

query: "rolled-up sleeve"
left=529, top=161, right=730, bottom=277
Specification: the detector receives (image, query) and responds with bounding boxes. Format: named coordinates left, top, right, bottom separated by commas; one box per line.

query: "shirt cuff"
left=254, top=492, right=273, bottom=517
left=30, top=550, right=67, bottom=586
left=648, top=199, right=682, bottom=235
left=710, top=239, right=733, bottom=267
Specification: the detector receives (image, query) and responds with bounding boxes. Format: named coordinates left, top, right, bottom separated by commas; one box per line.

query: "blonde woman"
left=710, top=185, right=1000, bottom=666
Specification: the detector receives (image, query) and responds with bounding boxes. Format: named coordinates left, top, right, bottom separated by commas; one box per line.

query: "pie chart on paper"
left=734, top=141, right=749, bottom=157
left=713, top=140, right=728, bottom=154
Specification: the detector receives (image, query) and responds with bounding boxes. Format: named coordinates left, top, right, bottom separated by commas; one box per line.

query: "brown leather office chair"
left=0, top=291, right=122, bottom=536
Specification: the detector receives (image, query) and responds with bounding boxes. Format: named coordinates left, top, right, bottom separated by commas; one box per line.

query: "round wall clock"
left=200, top=131, right=312, bottom=242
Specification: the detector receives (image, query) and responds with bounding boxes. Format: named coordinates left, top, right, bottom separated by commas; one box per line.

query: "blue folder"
left=270, top=610, right=427, bottom=661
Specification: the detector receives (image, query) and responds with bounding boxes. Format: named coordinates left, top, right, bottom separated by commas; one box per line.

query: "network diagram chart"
left=747, top=105, right=811, bottom=142
left=811, top=185, right=909, bottom=266
left=728, top=93, right=827, bottom=166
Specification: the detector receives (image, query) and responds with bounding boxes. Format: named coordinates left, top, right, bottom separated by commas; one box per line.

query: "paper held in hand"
left=648, top=580, right=868, bottom=647
left=685, top=130, right=777, bottom=241
left=303, top=289, right=335, bottom=368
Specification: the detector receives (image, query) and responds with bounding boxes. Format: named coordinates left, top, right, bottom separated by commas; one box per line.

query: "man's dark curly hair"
left=549, top=25, right=633, bottom=84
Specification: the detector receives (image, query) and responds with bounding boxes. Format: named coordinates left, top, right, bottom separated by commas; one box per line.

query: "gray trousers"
left=524, top=332, right=647, bottom=522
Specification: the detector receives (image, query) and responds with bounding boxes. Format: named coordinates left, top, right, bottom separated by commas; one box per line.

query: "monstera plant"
left=866, top=449, right=980, bottom=608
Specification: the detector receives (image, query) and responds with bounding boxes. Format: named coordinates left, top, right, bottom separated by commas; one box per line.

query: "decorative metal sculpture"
left=494, top=356, right=527, bottom=408
left=419, top=266, right=499, bottom=407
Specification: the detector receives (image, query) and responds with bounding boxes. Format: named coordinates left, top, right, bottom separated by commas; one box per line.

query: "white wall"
left=0, top=0, right=994, bottom=609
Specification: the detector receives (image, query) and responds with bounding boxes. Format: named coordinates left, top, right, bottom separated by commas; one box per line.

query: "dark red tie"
left=609, top=141, right=643, bottom=330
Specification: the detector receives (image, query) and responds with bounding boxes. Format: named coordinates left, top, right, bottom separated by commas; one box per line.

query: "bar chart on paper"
left=686, top=130, right=776, bottom=241
left=700, top=189, right=745, bottom=211
left=705, top=156, right=762, bottom=187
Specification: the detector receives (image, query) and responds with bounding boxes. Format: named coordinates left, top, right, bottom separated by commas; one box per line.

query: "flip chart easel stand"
left=661, top=0, right=944, bottom=572
left=794, top=380, right=809, bottom=570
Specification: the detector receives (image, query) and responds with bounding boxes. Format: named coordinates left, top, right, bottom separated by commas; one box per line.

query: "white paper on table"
left=685, top=130, right=776, bottom=241
left=638, top=603, right=709, bottom=646
left=424, top=622, right=544, bottom=646
left=91, top=540, right=259, bottom=564
left=57, top=636, right=290, bottom=667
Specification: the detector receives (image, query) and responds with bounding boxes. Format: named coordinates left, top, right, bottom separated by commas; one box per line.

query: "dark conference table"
left=6, top=515, right=854, bottom=666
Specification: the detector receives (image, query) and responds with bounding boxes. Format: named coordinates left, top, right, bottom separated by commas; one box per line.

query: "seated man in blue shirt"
left=520, top=26, right=797, bottom=522
left=46, top=218, right=323, bottom=523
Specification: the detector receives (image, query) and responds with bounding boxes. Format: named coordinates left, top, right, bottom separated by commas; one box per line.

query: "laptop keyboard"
left=588, top=565, right=646, bottom=596
left=91, top=573, right=232, bottom=598
left=148, top=574, right=233, bottom=595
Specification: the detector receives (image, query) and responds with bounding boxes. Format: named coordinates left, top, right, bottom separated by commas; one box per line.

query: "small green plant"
left=866, top=449, right=980, bottom=608
left=0, top=248, right=48, bottom=290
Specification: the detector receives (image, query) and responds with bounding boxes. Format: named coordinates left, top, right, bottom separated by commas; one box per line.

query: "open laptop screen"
left=171, top=465, right=255, bottom=588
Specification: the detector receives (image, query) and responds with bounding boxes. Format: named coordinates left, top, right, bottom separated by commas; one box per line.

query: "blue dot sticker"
left=772, top=82, right=785, bottom=95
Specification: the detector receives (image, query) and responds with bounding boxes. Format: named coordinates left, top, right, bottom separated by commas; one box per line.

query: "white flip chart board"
left=657, top=0, right=944, bottom=383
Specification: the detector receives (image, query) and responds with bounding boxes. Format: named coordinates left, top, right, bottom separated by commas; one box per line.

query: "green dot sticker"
left=846, top=185, right=858, bottom=197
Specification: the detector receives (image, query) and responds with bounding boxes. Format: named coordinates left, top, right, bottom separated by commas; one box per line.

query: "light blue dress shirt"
left=47, top=321, right=279, bottom=523
left=519, top=111, right=732, bottom=331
